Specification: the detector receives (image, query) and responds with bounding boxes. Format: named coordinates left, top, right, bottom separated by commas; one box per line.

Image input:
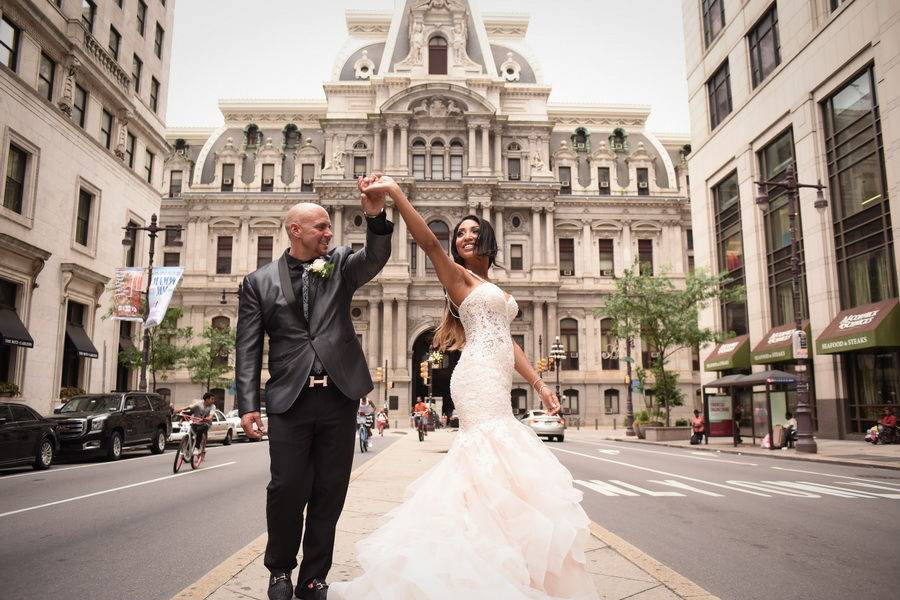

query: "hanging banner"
left=112, top=267, right=145, bottom=322
left=146, top=267, right=184, bottom=328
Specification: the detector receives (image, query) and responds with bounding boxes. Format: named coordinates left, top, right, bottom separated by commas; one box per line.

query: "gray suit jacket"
left=235, top=225, right=392, bottom=415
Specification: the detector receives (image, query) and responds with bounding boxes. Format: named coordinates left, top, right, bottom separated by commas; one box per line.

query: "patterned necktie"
left=301, top=265, right=324, bottom=375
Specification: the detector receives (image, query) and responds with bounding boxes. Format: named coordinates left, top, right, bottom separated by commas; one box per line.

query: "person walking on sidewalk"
left=235, top=195, right=393, bottom=600
left=690, top=409, right=705, bottom=445
left=327, top=174, right=599, bottom=600
left=733, top=402, right=744, bottom=446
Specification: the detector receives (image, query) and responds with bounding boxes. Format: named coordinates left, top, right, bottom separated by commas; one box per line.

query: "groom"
left=236, top=191, right=392, bottom=600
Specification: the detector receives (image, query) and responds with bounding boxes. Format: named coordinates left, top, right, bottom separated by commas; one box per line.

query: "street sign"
left=792, top=329, right=808, bottom=360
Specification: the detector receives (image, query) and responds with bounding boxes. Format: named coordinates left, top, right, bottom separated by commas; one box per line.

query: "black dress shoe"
left=296, top=578, right=328, bottom=600
left=268, top=572, right=293, bottom=600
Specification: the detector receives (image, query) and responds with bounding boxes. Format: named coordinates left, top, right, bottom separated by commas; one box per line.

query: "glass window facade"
left=707, top=61, right=732, bottom=130
left=748, top=4, right=780, bottom=88
left=713, top=171, right=748, bottom=335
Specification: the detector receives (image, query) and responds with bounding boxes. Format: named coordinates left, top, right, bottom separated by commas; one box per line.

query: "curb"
left=598, top=436, right=900, bottom=471
left=170, top=433, right=409, bottom=600
left=588, top=521, right=719, bottom=599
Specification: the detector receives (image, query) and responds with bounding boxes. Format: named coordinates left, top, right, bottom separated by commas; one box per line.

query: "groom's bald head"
left=285, top=203, right=332, bottom=259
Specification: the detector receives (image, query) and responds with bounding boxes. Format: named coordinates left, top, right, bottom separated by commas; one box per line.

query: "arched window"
left=426, top=221, right=449, bottom=269
left=429, top=36, right=448, bottom=75
left=600, top=318, right=619, bottom=370
left=211, top=316, right=230, bottom=331
left=211, top=316, right=231, bottom=367
left=510, top=388, right=527, bottom=416
left=604, top=389, right=620, bottom=414
left=563, top=388, right=579, bottom=415
left=559, top=318, right=579, bottom=370
left=573, top=128, right=588, bottom=149
left=431, top=140, right=445, bottom=179
left=507, top=142, right=521, bottom=152
left=412, top=139, right=427, bottom=179
left=353, top=140, right=367, bottom=150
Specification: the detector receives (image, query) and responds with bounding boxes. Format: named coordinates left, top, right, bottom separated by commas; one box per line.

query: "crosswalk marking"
left=841, top=482, right=900, bottom=498
left=648, top=479, right=725, bottom=497
left=770, top=466, right=900, bottom=487
left=609, top=480, right=685, bottom=497
left=576, top=480, right=640, bottom=497
left=597, top=449, right=620, bottom=455
left=726, top=480, right=821, bottom=497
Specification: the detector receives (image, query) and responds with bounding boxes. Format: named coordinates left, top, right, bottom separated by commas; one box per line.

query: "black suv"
left=49, top=393, right=172, bottom=460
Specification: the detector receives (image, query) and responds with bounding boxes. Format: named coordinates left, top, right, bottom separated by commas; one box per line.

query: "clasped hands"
left=357, top=173, right=399, bottom=212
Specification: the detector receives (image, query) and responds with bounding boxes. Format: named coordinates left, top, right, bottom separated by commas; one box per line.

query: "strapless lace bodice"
left=450, top=281, right=519, bottom=428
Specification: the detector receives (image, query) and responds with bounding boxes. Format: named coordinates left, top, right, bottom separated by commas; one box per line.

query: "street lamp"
left=550, top=336, right=567, bottom=408
left=220, top=284, right=242, bottom=305
left=624, top=336, right=635, bottom=436
left=754, top=164, right=827, bottom=454
left=122, top=214, right=183, bottom=392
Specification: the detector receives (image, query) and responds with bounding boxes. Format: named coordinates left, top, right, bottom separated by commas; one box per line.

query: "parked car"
left=520, top=409, right=566, bottom=442
left=47, top=392, right=172, bottom=461
left=226, top=408, right=268, bottom=441
left=169, top=409, right=235, bottom=445
left=0, top=402, right=59, bottom=470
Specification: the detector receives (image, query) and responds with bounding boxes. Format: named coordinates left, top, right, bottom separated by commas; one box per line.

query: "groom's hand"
left=241, top=411, right=266, bottom=439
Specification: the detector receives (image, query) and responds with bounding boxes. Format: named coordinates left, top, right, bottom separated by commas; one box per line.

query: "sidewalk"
left=564, top=426, right=900, bottom=470
left=175, top=430, right=719, bottom=600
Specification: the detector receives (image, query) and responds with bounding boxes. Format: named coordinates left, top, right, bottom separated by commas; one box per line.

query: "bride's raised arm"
left=359, top=174, right=473, bottom=304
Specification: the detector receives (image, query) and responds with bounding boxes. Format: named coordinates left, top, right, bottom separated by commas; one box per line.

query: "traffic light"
left=373, top=367, right=383, bottom=383
left=419, top=360, right=429, bottom=384
left=541, top=358, right=548, bottom=372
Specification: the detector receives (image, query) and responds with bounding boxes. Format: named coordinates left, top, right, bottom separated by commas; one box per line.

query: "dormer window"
left=244, top=124, right=261, bottom=149
left=598, top=167, right=611, bottom=195
left=283, top=124, right=300, bottom=150
left=428, top=36, right=448, bottom=75
left=637, top=168, right=649, bottom=195
left=573, top=128, right=588, bottom=150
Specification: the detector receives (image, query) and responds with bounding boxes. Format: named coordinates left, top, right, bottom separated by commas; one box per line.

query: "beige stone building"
left=159, top=0, right=697, bottom=422
left=682, top=0, right=899, bottom=438
left=0, top=0, right=175, bottom=412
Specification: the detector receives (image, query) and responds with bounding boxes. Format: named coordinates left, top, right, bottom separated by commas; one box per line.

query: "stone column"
left=585, top=311, right=596, bottom=369
left=196, top=219, right=209, bottom=273
left=620, top=223, right=632, bottom=275
left=398, top=217, right=408, bottom=262
left=417, top=245, right=426, bottom=278
left=332, top=206, right=343, bottom=247
left=386, top=126, right=395, bottom=170
left=468, top=125, right=477, bottom=173
left=368, top=301, right=379, bottom=365
left=399, top=125, right=409, bottom=172
left=323, top=135, right=333, bottom=166
left=381, top=299, right=393, bottom=370
left=544, top=208, right=555, bottom=262
left=236, top=218, right=249, bottom=275
left=481, top=126, right=490, bottom=168
left=425, top=147, right=432, bottom=179
left=493, top=209, right=504, bottom=264
left=546, top=303, right=557, bottom=348
left=581, top=220, right=593, bottom=278
left=372, top=128, right=381, bottom=172
left=186, top=220, right=197, bottom=273
left=531, top=208, right=542, bottom=265
left=396, top=300, right=408, bottom=371
left=481, top=203, right=490, bottom=223
left=494, top=131, right=503, bottom=176
left=533, top=301, right=544, bottom=360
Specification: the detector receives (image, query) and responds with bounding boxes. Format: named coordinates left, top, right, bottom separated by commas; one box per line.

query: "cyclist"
left=177, top=392, right=216, bottom=455
left=413, top=399, right=428, bottom=437
left=358, top=398, right=375, bottom=441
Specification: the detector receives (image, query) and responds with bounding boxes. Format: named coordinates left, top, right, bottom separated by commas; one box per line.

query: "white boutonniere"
left=308, top=258, right=334, bottom=278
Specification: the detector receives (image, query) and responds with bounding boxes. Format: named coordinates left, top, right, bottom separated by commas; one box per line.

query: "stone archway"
left=410, top=329, right=459, bottom=416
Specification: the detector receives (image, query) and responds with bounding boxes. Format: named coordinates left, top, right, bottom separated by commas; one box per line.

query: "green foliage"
left=184, top=324, right=236, bottom=393
left=117, top=307, right=193, bottom=391
left=596, top=265, right=742, bottom=425
left=636, top=410, right=650, bottom=423
left=0, top=381, right=21, bottom=396
left=59, top=387, right=85, bottom=399
left=675, top=418, right=689, bottom=427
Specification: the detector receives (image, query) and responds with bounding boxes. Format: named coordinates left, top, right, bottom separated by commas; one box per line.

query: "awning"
left=703, top=335, right=751, bottom=371
left=815, top=298, right=900, bottom=354
left=703, top=374, right=745, bottom=389
left=733, top=369, right=796, bottom=387
left=751, top=321, right=811, bottom=364
left=0, top=308, right=34, bottom=348
left=65, top=324, right=99, bottom=359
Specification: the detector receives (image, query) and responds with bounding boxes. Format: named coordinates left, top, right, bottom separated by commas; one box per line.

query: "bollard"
left=394, top=419, right=398, bottom=430
left=576, top=418, right=580, bottom=431
left=613, top=418, right=617, bottom=430
left=595, top=418, right=598, bottom=430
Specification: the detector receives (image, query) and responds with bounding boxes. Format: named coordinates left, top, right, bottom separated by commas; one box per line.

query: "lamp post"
left=754, top=164, right=826, bottom=454
left=219, top=284, right=242, bottom=305
left=550, top=335, right=567, bottom=407
left=122, top=214, right=182, bottom=392
left=624, top=336, right=635, bottom=436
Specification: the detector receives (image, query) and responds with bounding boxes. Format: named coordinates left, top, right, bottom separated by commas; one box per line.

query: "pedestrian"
left=733, top=402, right=743, bottom=446
left=690, top=409, right=705, bottom=445
left=375, top=410, right=387, bottom=436
left=783, top=411, right=797, bottom=448
left=235, top=194, right=393, bottom=600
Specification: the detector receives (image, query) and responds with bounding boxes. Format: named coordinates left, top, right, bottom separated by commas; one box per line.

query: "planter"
left=643, top=426, right=692, bottom=442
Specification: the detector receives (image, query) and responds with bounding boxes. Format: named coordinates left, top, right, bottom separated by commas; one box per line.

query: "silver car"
left=520, top=409, right=566, bottom=442
left=169, top=409, right=235, bottom=445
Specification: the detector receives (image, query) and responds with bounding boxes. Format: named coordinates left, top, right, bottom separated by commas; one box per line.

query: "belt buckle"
left=308, top=375, right=328, bottom=388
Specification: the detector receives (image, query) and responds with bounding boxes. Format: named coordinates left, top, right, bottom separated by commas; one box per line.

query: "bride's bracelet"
left=530, top=377, right=544, bottom=391
left=536, top=384, right=550, bottom=395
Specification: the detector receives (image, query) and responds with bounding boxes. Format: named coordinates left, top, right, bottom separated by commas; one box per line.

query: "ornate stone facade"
left=160, top=1, right=696, bottom=422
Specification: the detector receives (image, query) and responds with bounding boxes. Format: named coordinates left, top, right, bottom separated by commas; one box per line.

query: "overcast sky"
left=166, top=0, right=690, bottom=133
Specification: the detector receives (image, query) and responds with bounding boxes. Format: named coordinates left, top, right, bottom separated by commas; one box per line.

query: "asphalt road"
left=548, top=438, right=900, bottom=600
left=0, top=432, right=398, bottom=600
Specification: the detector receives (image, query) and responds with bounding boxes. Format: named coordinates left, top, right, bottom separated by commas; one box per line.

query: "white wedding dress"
left=330, top=280, right=599, bottom=600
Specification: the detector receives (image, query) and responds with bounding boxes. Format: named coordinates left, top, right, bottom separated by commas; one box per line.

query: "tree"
left=597, top=266, right=743, bottom=426
left=184, top=324, right=236, bottom=393
left=118, top=307, right=193, bottom=391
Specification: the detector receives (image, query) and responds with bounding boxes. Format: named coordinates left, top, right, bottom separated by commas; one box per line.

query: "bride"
left=328, top=174, right=599, bottom=600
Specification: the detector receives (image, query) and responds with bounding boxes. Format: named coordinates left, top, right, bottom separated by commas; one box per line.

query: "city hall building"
left=0, top=0, right=175, bottom=412
left=158, top=0, right=696, bottom=421
left=682, top=0, right=899, bottom=438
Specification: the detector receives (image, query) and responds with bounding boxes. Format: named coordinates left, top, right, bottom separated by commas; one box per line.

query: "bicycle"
left=173, top=413, right=208, bottom=473
left=415, top=413, right=426, bottom=442
left=358, top=421, right=370, bottom=453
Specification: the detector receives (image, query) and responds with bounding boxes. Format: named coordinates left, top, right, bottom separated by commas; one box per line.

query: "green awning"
left=704, top=335, right=751, bottom=371
left=751, top=321, right=811, bottom=364
left=816, top=298, right=900, bottom=354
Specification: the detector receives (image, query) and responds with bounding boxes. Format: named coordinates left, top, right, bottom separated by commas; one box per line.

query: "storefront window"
left=845, top=351, right=899, bottom=433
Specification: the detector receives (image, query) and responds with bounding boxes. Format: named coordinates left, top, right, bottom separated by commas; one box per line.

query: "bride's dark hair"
left=432, top=215, right=498, bottom=351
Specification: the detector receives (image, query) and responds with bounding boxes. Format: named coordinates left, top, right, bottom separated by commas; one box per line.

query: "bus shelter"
left=702, top=370, right=797, bottom=448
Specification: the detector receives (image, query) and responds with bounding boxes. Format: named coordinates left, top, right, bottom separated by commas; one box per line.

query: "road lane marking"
left=597, top=449, right=620, bottom=455
left=648, top=479, right=725, bottom=497
left=608, top=480, right=684, bottom=497
left=550, top=447, right=771, bottom=496
left=841, top=482, right=900, bottom=498
left=0, top=452, right=172, bottom=480
left=726, top=480, right=821, bottom=497
left=769, top=481, right=888, bottom=499
left=575, top=441, right=758, bottom=466
left=770, top=466, right=900, bottom=487
left=576, top=480, right=640, bottom=496
left=0, top=461, right=236, bottom=518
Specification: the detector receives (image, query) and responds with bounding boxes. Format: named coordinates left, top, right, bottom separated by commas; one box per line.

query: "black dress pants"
left=263, top=383, right=357, bottom=587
